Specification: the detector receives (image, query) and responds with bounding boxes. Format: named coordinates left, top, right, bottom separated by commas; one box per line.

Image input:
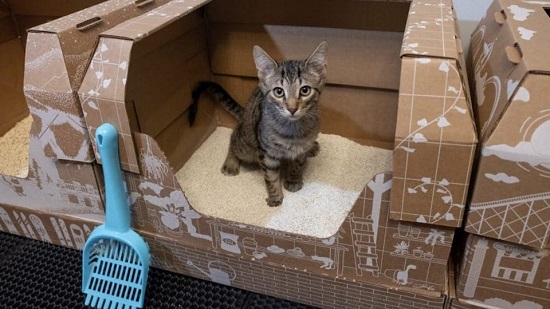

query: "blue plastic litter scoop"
left=82, top=123, right=150, bottom=309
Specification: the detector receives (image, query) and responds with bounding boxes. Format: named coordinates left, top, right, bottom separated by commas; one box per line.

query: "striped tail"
left=188, top=81, right=244, bottom=126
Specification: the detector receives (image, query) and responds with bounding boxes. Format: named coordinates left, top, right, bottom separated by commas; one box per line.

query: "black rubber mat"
left=0, top=232, right=316, bottom=309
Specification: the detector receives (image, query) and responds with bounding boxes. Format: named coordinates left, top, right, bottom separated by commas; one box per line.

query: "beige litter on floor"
left=0, top=116, right=32, bottom=178
left=176, top=127, right=392, bottom=238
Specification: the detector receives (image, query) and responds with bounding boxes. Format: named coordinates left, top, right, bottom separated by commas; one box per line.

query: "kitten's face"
left=253, top=42, right=328, bottom=120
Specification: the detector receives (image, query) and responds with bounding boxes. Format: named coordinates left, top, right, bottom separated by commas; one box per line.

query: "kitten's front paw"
left=284, top=180, right=303, bottom=192
left=307, top=141, right=320, bottom=157
left=266, top=195, right=283, bottom=207
left=221, top=162, right=240, bottom=176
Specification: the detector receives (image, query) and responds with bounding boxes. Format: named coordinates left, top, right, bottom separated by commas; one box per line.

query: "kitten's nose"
left=288, top=107, right=298, bottom=115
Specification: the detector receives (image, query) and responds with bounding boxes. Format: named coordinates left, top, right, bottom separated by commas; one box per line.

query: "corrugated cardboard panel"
left=22, top=0, right=174, bottom=163
left=126, top=12, right=207, bottom=137
left=465, top=74, right=550, bottom=249
left=456, top=234, right=550, bottom=308
left=497, top=0, right=550, bottom=74
left=391, top=56, right=476, bottom=228
left=400, top=0, right=459, bottom=60
left=0, top=203, right=448, bottom=309
left=208, top=23, right=404, bottom=90
left=206, top=0, right=411, bottom=32
left=79, top=0, right=211, bottom=173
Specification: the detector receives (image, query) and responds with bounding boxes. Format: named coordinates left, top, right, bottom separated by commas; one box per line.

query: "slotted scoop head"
left=82, top=123, right=150, bottom=309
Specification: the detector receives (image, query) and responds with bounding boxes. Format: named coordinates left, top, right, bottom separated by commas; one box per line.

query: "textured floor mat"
left=0, top=232, right=316, bottom=308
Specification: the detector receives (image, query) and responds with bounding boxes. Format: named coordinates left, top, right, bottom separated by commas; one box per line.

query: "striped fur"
left=192, top=42, right=328, bottom=207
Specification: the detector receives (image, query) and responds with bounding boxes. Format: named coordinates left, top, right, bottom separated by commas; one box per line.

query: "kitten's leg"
left=307, top=141, right=320, bottom=157
left=260, top=154, right=283, bottom=207
left=285, top=154, right=306, bottom=192
left=221, top=146, right=240, bottom=176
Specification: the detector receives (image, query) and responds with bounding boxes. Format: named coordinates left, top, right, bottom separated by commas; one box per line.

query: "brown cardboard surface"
left=465, top=0, right=550, bottom=249
left=80, top=0, right=211, bottom=173
left=0, top=203, right=448, bottom=309
left=22, top=0, right=172, bottom=163
left=389, top=0, right=477, bottom=228
left=456, top=233, right=550, bottom=309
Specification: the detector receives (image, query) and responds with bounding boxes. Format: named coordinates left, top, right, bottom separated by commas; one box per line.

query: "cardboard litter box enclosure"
left=0, top=0, right=474, bottom=307
left=0, top=0, right=174, bottom=213
left=456, top=233, right=550, bottom=309
left=464, top=0, right=550, bottom=249
left=75, top=0, right=473, bottom=305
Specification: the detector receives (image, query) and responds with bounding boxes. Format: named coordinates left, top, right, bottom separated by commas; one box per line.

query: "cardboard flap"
left=500, top=0, right=550, bottom=74
left=400, top=0, right=460, bottom=61
left=27, top=0, right=171, bottom=91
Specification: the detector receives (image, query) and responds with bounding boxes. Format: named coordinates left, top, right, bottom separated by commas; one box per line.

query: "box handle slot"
left=505, top=44, right=522, bottom=64
left=135, top=0, right=155, bottom=8
left=76, top=17, right=103, bottom=31
left=494, top=10, right=506, bottom=25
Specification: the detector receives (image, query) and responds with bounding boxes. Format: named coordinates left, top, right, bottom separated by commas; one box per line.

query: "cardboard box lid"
left=26, top=0, right=167, bottom=91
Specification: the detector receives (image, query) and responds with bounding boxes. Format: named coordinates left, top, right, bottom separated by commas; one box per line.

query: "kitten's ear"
left=305, top=41, right=328, bottom=77
left=253, top=45, right=278, bottom=81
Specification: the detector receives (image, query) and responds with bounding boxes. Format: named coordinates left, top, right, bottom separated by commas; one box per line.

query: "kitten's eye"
left=300, top=86, right=311, bottom=96
left=273, top=87, right=285, bottom=98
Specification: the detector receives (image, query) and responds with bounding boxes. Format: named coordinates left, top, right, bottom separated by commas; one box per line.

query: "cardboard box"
left=0, top=203, right=448, bottom=309
left=75, top=0, right=471, bottom=302
left=22, top=0, right=171, bottom=163
left=456, top=233, right=550, bottom=309
left=464, top=0, right=550, bottom=249
left=0, top=0, right=176, bottom=213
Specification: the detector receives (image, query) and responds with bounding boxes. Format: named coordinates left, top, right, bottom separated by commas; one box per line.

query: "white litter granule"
left=0, top=116, right=32, bottom=178
left=175, top=127, right=392, bottom=238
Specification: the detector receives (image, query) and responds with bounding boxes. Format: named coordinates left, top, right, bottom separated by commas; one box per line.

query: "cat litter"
left=0, top=115, right=32, bottom=178
left=176, top=127, right=392, bottom=238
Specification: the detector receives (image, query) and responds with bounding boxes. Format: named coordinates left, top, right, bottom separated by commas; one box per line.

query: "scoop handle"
left=96, top=123, right=130, bottom=233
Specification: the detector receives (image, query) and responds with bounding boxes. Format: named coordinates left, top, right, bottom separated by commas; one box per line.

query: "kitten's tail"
left=188, top=81, right=244, bottom=126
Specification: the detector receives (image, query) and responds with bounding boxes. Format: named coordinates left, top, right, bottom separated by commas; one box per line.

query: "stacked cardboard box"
left=0, top=0, right=476, bottom=308
left=455, top=1, right=550, bottom=308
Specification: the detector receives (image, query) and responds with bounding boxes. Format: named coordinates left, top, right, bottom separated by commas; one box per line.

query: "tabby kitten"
left=190, top=42, right=328, bottom=206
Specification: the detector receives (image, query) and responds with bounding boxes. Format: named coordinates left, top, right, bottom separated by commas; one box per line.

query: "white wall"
left=452, top=0, right=493, bottom=56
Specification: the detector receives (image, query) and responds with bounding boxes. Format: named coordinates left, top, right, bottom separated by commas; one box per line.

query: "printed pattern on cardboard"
left=465, top=0, right=550, bottom=248
left=391, top=0, right=477, bottom=228
left=457, top=234, right=550, bottom=309
left=0, top=119, right=103, bottom=215
left=124, top=130, right=453, bottom=295
left=0, top=203, right=447, bottom=309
